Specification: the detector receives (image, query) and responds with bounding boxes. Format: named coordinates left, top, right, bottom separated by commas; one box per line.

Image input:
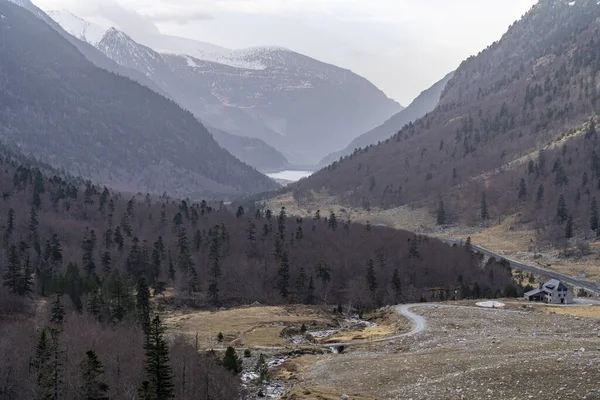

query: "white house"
left=524, top=279, right=573, bottom=304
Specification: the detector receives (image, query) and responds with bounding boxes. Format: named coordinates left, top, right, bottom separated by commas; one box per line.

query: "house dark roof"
left=525, top=288, right=544, bottom=297
left=542, top=279, right=567, bottom=292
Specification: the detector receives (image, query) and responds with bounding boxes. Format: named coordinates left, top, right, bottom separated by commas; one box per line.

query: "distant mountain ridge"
left=0, top=0, right=278, bottom=199
left=320, top=71, right=455, bottom=166
left=42, top=9, right=290, bottom=171
left=46, top=10, right=402, bottom=164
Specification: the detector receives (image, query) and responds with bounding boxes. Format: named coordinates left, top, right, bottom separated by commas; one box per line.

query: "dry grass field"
left=163, top=305, right=333, bottom=349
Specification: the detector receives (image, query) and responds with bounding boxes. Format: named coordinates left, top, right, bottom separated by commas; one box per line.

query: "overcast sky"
left=32, top=0, right=537, bottom=105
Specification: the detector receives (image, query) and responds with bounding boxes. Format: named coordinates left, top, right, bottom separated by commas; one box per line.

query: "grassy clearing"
left=163, top=305, right=331, bottom=349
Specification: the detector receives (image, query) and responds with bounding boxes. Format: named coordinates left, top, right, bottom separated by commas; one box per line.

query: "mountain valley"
left=2, top=1, right=600, bottom=399
left=47, top=9, right=402, bottom=165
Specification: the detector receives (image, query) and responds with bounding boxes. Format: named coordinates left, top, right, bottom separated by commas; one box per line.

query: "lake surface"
left=266, top=170, right=314, bottom=182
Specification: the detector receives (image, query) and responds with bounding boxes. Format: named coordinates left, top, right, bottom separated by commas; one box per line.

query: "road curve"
left=322, top=304, right=428, bottom=348
left=434, top=236, right=600, bottom=295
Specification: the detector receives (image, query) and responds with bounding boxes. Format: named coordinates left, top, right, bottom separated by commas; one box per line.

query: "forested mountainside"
left=207, top=125, right=289, bottom=172
left=320, top=71, right=455, bottom=166
left=294, top=0, right=600, bottom=243
left=0, top=131, right=517, bottom=397
left=48, top=10, right=402, bottom=165
left=0, top=1, right=277, bottom=200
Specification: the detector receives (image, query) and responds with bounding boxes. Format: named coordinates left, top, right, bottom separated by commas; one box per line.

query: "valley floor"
left=279, top=301, right=600, bottom=399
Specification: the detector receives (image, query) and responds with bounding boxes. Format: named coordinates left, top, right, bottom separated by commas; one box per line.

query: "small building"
left=524, top=279, right=573, bottom=304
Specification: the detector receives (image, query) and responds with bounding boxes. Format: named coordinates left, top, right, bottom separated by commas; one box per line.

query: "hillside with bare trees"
left=291, top=0, right=600, bottom=245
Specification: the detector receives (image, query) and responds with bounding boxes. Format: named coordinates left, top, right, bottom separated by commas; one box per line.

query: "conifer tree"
left=193, top=230, right=202, bottom=252
left=277, top=208, right=287, bottom=239
left=306, top=276, right=315, bottom=304
left=79, top=350, right=109, bottom=400
left=208, top=235, right=222, bottom=305
left=51, top=294, right=65, bottom=327
left=554, top=163, right=569, bottom=186
left=108, top=271, right=130, bottom=323
left=366, top=259, right=377, bottom=293
left=272, top=237, right=283, bottom=261
left=246, top=221, right=256, bottom=243
left=277, top=251, right=290, bottom=298
left=222, top=346, right=242, bottom=375
left=142, top=315, right=174, bottom=400
left=328, top=211, right=338, bottom=230
left=295, top=267, right=306, bottom=300
left=556, top=195, right=568, bottom=223
left=436, top=200, right=446, bottom=225
left=114, top=227, right=124, bottom=251
left=34, top=328, right=54, bottom=400
left=518, top=179, right=527, bottom=200
left=254, top=353, right=270, bottom=384
left=295, top=226, right=304, bottom=240
left=536, top=184, right=545, bottom=203
left=3, top=245, right=21, bottom=294
left=3, top=208, right=14, bottom=247
left=565, top=215, right=574, bottom=239
left=136, top=278, right=151, bottom=333
left=82, top=228, right=97, bottom=277
left=591, top=198, right=599, bottom=232
left=101, top=251, right=112, bottom=275
left=481, top=192, right=489, bottom=221
left=392, top=269, right=401, bottom=300
left=20, top=255, right=34, bottom=296
left=87, top=290, right=102, bottom=322
left=236, top=206, right=245, bottom=218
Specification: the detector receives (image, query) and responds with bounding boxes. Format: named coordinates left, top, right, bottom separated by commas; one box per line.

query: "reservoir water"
left=266, top=170, right=314, bottom=182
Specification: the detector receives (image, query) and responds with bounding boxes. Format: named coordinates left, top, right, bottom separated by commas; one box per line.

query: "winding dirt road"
left=322, top=304, right=428, bottom=348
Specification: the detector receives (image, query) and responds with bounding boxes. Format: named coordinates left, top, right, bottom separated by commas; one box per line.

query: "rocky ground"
left=280, top=303, right=600, bottom=399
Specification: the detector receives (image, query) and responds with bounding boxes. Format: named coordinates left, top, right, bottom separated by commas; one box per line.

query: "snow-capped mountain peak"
left=46, top=9, right=108, bottom=45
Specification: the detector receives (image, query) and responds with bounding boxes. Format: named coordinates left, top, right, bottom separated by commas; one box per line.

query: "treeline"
left=0, top=155, right=513, bottom=311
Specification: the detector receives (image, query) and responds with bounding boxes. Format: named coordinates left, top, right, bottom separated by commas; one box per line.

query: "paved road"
left=435, top=236, right=600, bottom=296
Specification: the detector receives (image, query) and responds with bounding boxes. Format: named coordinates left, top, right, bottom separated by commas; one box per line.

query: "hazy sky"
left=32, top=0, right=537, bottom=105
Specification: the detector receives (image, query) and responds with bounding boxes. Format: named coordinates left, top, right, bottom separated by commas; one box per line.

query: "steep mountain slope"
left=48, top=10, right=402, bottom=164
left=206, top=125, right=289, bottom=171
left=8, top=0, right=166, bottom=98
left=0, top=0, right=277, bottom=199
left=320, top=71, right=454, bottom=166
left=293, top=0, right=600, bottom=239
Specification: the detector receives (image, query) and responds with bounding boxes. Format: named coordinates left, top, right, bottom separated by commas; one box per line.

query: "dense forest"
left=292, top=0, right=600, bottom=245
left=0, top=138, right=516, bottom=398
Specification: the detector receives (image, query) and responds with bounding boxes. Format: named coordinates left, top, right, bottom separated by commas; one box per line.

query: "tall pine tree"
left=142, top=315, right=174, bottom=400
left=79, top=350, right=109, bottom=400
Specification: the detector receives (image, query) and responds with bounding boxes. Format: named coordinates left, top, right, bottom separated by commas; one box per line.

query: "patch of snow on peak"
left=46, top=9, right=109, bottom=45
left=7, top=0, right=28, bottom=7
left=0, top=14, right=5, bottom=19
left=184, top=56, right=199, bottom=68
